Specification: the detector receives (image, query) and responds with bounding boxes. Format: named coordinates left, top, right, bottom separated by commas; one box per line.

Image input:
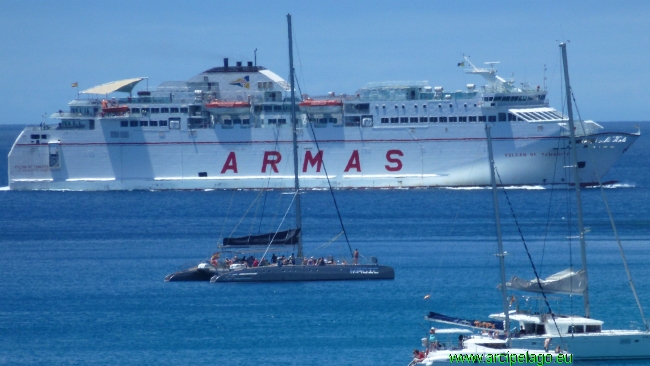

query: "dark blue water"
left=1, top=123, right=650, bottom=365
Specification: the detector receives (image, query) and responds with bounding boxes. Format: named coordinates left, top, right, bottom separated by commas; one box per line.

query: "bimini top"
left=81, top=77, right=146, bottom=95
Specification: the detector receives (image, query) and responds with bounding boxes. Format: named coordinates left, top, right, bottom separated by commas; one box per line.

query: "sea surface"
left=1, top=123, right=650, bottom=365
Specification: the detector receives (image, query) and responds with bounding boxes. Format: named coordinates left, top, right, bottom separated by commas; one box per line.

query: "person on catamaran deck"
left=271, top=253, right=277, bottom=264
left=353, top=249, right=359, bottom=264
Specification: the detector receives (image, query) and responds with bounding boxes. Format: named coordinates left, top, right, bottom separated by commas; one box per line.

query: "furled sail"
left=222, top=228, right=300, bottom=246
left=505, top=268, right=587, bottom=295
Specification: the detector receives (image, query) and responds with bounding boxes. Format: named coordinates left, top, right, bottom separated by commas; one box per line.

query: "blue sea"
left=1, top=123, right=650, bottom=365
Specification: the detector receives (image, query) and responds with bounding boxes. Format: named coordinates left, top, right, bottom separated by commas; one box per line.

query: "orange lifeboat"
left=299, top=99, right=343, bottom=113
left=205, top=100, right=251, bottom=115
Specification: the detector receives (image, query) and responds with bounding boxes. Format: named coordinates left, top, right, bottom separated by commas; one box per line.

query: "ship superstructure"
left=8, top=57, right=637, bottom=190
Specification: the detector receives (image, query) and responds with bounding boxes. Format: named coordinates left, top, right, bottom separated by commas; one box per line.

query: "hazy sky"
left=2, top=1, right=649, bottom=124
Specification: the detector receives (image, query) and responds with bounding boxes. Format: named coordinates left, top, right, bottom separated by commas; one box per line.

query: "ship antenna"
left=287, top=14, right=303, bottom=258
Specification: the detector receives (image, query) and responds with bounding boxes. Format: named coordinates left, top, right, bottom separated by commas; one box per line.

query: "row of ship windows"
left=381, top=116, right=491, bottom=123
left=130, top=107, right=189, bottom=114
left=120, top=120, right=169, bottom=127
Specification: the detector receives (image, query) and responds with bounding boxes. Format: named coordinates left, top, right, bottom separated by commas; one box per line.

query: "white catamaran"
left=425, top=43, right=650, bottom=361
left=8, top=34, right=638, bottom=190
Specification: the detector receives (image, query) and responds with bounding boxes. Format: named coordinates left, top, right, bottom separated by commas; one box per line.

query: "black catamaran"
left=165, top=14, right=394, bottom=283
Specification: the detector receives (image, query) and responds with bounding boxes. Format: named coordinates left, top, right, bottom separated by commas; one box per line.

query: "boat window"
left=568, top=325, right=584, bottom=334
left=390, top=117, right=398, bottom=123
left=232, top=119, right=241, bottom=124
left=502, top=96, right=511, bottom=101
left=439, top=117, right=447, bottom=122
left=242, top=119, right=250, bottom=126
left=151, top=108, right=160, bottom=114
left=130, top=120, right=138, bottom=127
left=381, top=117, right=389, bottom=124
left=170, top=107, right=179, bottom=114
left=469, top=116, right=477, bottom=122
left=168, top=118, right=180, bottom=129
left=449, top=117, right=457, bottom=122
left=410, top=117, right=418, bottom=123
left=498, top=113, right=507, bottom=122
left=180, top=107, right=188, bottom=114
left=508, top=113, right=517, bottom=121
left=141, top=108, right=149, bottom=115
left=159, top=120, right=168, bottom=127
left=131, top=108, right=140, bottom=114
left=478, top=116, right=486, bottom=122
left=121, top=121, right=128, bottom=127
left=400, top=117, right=408, bottom=123
left=161, top=107, right=169, bottom=113
left=419, top=117, right=428, bottom=123
left=140, top=120, right=148, bottom=127
left=488, top=116, right=496, bottom=122
left=493, top=96, right=503, bottom=101
left=318, top=118, right=328, bottom=125
left=429, top=117, right=438, bottom=123
left=585, top=325, right=601, bottom=333
left=329, top=118, right=338, bottom=124
left=268, top=119, right=277, bottom=124
left=150, top=120, right=158, bottom=127
left=459, top=116, right=467, bottom=122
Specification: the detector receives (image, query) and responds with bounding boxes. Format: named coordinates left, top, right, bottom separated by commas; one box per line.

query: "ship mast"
left=485, top=124, right=511, bottom=346
left=560, top=42, right=590, bottom=318
left=287, top=14, right=303, bottom=258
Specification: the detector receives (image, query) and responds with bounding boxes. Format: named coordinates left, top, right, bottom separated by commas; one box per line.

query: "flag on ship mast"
left=71, top=82, right=78, bottom=87
left=457, top=61, right=465, bottom=67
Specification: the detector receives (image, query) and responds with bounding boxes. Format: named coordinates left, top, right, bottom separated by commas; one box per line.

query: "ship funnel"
left=236, top=61, right=242, bottom=67
left=223, top=58, right=229, bottom=68
left=247, top=61, right=253, bottom=67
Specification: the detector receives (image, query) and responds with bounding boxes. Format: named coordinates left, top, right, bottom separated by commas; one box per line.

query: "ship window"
left=170, top=107, right=179, bottom=114
left=41, top=134, right=48, bottom=139
left=131, top=108, right=140, bottom=114
left=429, top=117, right=438, bottom=122
left=110, top=131, right=119, bottom=138
left=449, top=117, right=457, bottom=122
left=568, top=325, right=584, bottom=334
left=151, top=108, right=160, bottom=114
left=381, top=117, right=389, bottom=124
left=31, top=134, right=40, bottom=139
left=120, top=121, right=128, bottom=127
left=263, top=105, right=273, bottom=112
left=273, top=105, right=282, bottom=112
left=233, top=119, right=241, bottom=124
left=410, top=117, right=418, bottom=123
left=140, top=120, right=148, bottom=127
left=478, top=116, right=486, bottom=122
left=168, top=118, right=180, bottom=129
left=508, top=113, right=517, bottom=121
left=585, top=325, right=601, bottom=333
left=493, top=96, right=502, bottom=101
left=459, top=116, right=467, bottom=122
left=488, top=116, right=496, bottom=122
left=420, top=117, right=428, bottom=123
left=317, top=118, right=328, bottom=125
left=130, top=120, right=138, bottom=127
left=439, top=117, right=447, bottom=122
left=198, top=172, right=208, bottom=177
left=400, top=117, right=408, bottom=123
left=390, top=117, right=398, bottom=123
left=180, top=107, right=188, bottom=114
left=498, top=113, right=507, bottom=122
left=502, top=96, right=511, bottom=101
left=242, top=119, right=250, bottom=125
left=469, top=116, right=477, bottom=122
left=329, top=118, right=338, bottom=124
left=160, top=120, right=168, bottom=127
left=161, top=107, right=169, bottom=113
left=141, top=108, right=149, bottom=115
left=150, top=120, right=158, bottom=126
left=268, top=119, right=277, bottom=124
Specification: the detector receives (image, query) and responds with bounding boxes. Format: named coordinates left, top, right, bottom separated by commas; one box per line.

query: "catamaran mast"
left=485, top=124, right=511, bottom=346
left=287, top=14, right=303, bottom=258
left=560, top=42, right=590, bottom=318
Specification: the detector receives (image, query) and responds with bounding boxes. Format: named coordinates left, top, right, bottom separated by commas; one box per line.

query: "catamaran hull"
left=209, top=264, right=395, bottom=282
left=511, top=332, right=650, bottom=360
left=8, top=123, right=637, bottom=191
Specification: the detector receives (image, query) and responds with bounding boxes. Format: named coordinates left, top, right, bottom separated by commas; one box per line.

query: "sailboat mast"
left=485, top=124, right=511, bottom=345
left=287, top=14, right=303, bottom=258
left=560, top=42, right=590, bottom=318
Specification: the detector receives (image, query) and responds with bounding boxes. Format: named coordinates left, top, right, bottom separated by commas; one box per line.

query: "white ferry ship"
left=8, top=57, right=637, bottom=190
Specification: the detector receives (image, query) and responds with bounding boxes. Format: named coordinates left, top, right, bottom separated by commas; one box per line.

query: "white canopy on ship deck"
left=80, top=77, right=146, bottom=95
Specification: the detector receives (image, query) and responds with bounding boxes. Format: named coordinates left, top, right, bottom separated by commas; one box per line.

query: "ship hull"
left=209, top=264, right=395, bottom=282
left=8, top=122, right=637, bottom=190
